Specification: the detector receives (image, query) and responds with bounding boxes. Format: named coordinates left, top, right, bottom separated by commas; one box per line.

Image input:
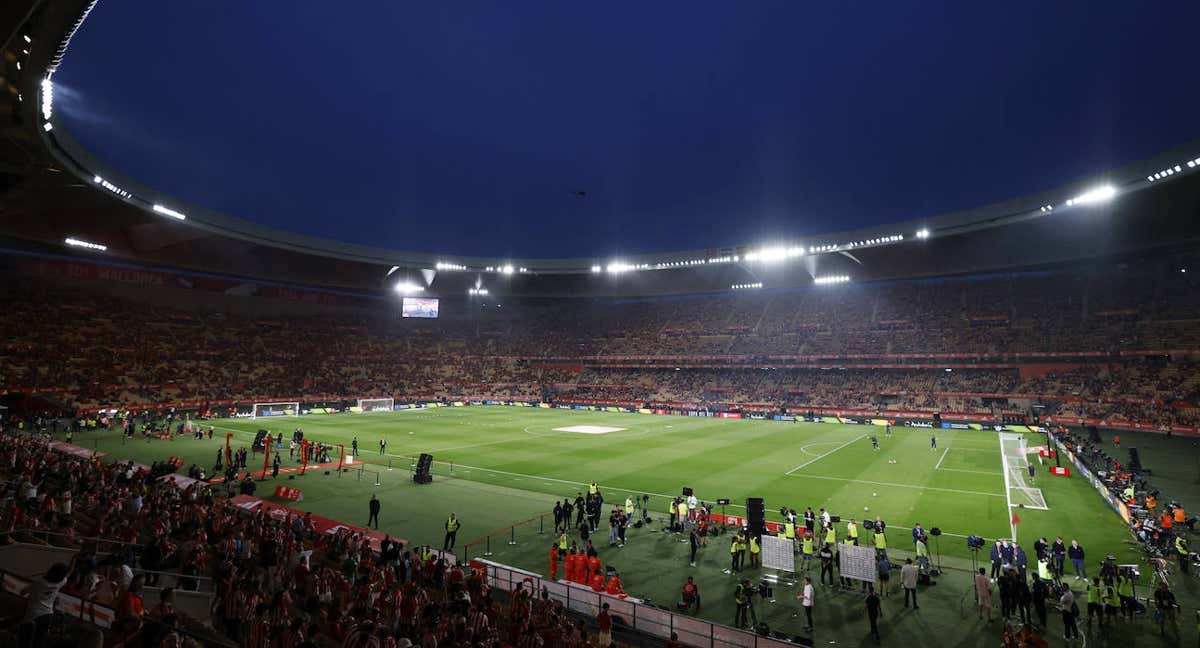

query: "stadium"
left=1, top=2, right=1199, bottom=647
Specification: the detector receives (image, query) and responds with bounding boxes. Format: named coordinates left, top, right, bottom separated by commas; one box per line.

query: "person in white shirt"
left=686, top=494, right=698, bottom=520
left=795, top=576, right=815, bottom=630
left=1059, top=585, right=1079, bottom=640
left=901, top=558, right=919, bottom=608
left=21, top=560, right=73, bottom=647
left=820, top=508, right=831, bottom=528
left=974, top=568, right=992, bottom=621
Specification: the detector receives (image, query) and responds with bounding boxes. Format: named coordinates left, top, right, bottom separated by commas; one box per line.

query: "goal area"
left=999, top=432, right=1048, bottom=516
left=356, top=398, right=394, bottom=413
left=252, top=402, right=300, bottom=418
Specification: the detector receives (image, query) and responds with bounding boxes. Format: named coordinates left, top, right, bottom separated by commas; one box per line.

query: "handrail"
left=461, top=511, right=554, bottom=563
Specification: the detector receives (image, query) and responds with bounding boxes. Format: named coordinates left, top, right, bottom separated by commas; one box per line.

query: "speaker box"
left=746, top=497, right=766, bottom=536
left=682, top=487, right=694, bottom=497
left=416, top=453, right=433, bottom=474
left=413, top=473, right=432, bottom=484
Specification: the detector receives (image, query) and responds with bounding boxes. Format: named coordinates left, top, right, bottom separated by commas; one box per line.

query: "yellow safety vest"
left=785, top=522, right=796, bottom=539
left=916, top=541, right=927, bottom=557
left=874, top=531, right=887, bottom=549
left=802, top=537, right=814, bottom=555
left=624, top=498, right=634, bottom=514
left=446, top=517, right=460, bottom=532
left=678, top=502, right=687, bottom=517
left=750, top=538, right=760, bottom=554
left=825, top=528, right=836, bottom=545
left=559, top=534, right=568, bottom=551
left=589, top=482, right=598, bottom=495
left=847, top=523, right=858, bottom=539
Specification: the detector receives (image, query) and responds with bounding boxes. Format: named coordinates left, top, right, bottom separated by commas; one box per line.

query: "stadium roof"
left=3, top=2, right=1200, bottom=298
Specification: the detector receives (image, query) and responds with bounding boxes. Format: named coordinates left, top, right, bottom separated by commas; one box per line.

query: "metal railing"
left=460, top=511, right=554, bottom=562
left=473, top=558, right=796, bottom=648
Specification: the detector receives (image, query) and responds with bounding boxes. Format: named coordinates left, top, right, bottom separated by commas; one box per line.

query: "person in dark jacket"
left=1068, top=540, right=1086, bottom=580
left=865, top=584, right=882, bottom=641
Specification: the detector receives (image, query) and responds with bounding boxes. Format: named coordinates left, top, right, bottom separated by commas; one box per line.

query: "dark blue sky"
left=55, top=2, right=1200, bottom=258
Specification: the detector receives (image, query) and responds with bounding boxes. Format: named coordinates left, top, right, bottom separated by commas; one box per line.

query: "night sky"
left=54, top=2, right=1200, bottom=259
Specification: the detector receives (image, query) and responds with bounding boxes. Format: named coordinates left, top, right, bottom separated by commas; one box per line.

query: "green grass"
left=69, top=407, right=1199, bottom=646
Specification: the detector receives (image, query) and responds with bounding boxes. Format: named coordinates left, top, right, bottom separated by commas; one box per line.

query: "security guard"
left=729, top=535, right=742, bottom=572
left=443, top=513, right=461, bottom=551
left=1116, top=571, right=1135, bottom=621
left=1177, top=535, right=1190, bottom=575
left=1086, top=577, right=1104, bottom=626
left=749, top=535, right=761, bottom=568
left=801, top=534, right=815, bottom=572
left=558, top=532, right=569, bottom=558
left=589, top=480, right=599, bottom=496
left=733, top=579, right=756, bottom=628
left=784, top=519, right=797, bottom=546
left=847, top=518, right=859, bottom=546
left=915, top=536, right=929, bottom=571
left=624, top=496, right=634, bottom=517
left=824, top=524, right=837, bottom=549
left=873, top=527, right=887, bottom=551
left=677, top=499, right=688, bottom=530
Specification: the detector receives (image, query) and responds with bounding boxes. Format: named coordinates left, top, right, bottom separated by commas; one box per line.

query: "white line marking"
left=999, top=432, right=1017, bottom=541
left=786, top=434, right=866, bottom=474
left=934, top=447, right=950, bottom=470
left=786, top=473, right=1005, bottom=498
left=798, top=441, right=845, bottom=457
left=937, top=467, right=1002, bottom=476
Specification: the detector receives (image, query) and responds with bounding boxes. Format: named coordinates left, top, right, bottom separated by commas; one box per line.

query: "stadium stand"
left=3, top=262, right=1200, bottom=431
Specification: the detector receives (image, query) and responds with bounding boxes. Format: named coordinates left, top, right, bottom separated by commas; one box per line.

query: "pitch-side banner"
left=838, top=543, right=877, bottom=582
left=761, top=535, right=795, bottom=572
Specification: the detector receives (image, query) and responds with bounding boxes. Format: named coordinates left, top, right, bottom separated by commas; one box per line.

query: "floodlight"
left=500, top=265, right=514, bottom=274
left=1065, top=184, right=1116, bottom=207
left=394, top=282, right=423, bottom=294
left=152, top=204, right=187, bottom=220
left=43, top=122, right=52, bottom=131
left=916, top=229, right=930, bottom=239
left=64, top=237, right=106, bottom=251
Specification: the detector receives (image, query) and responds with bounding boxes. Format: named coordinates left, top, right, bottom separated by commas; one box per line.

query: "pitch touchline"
left=933, top=447, right=950, bottom=470
left=786, top=434, right=867, bottom=474
left=786, top=473, right=1005, bottom=498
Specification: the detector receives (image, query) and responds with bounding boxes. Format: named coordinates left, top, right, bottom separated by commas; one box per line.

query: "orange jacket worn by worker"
left=590, top=572, right=604, bottom=592
left=548, top=547, right=559, bottom=580
left=1146, top=495, right=1157, bottom=510
left=587, top=556, right=602, bottom=580
left=1161, top=512, right=1174, bottom=530
left=563, top=553, right=576, bottom=582
left=1174, top=507, right=1186, bottom=524
left=605, top=575, right=624, bottom=596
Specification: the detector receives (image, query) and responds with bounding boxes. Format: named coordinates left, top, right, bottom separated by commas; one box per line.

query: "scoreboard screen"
left=401, top=297, right=439, bottom=318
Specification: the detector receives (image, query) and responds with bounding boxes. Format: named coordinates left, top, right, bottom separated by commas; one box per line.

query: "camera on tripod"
left=966, top=535, right=986, bottom=549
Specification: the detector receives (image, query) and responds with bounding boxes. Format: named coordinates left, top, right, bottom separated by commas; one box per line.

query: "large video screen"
left=401, top=297, right=439, bottom=319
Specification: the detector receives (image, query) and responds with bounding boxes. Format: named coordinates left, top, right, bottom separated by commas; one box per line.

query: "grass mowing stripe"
left=786, top=472, right=1005, bottom=498
left=785, top=434, right=866, bottom=474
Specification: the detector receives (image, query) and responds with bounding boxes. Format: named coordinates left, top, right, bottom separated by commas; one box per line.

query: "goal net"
left=1000, top=432, right=1048, bottom=512
left=357, top=398, right=394, bottom=413
left=252, top=402, right=300, bottom=418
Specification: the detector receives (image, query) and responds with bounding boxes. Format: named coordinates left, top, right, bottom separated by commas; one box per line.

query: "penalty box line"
left=785, top=434, right=867, bottom=475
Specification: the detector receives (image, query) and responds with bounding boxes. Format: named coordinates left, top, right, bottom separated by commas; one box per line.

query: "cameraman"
left=733, top=578, right=757, bottom=629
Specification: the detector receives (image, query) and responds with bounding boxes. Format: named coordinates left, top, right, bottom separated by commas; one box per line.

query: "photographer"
left=679, top=576, right=700, bottom=613
left=733, top=578, right=757, bottom=629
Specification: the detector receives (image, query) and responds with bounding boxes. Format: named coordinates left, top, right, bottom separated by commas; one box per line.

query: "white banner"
left=837, top=543, right=878, bottom=583
left=761, top=534, right=795, bottom=572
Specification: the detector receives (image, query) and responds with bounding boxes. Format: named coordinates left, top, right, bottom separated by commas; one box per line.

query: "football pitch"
left=208, top=406, right=1134, bottom=564
left=76, top=406, right=1183, bottom=644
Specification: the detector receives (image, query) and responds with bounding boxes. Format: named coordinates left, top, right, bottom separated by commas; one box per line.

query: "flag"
left=1011, top=513, right=1021, bottom=526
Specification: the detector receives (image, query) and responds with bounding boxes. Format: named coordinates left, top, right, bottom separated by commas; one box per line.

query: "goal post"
left=356, top=398, right=395, bottom=413
left=252, top=402, right=300, bottom=418
left=999, top=432, right=1049, bottom=517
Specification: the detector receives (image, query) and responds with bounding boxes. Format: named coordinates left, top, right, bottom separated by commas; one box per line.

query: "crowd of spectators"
left=0, top=432, right=613, bottom=648
left=3, top=269, right=1200, bottom=427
